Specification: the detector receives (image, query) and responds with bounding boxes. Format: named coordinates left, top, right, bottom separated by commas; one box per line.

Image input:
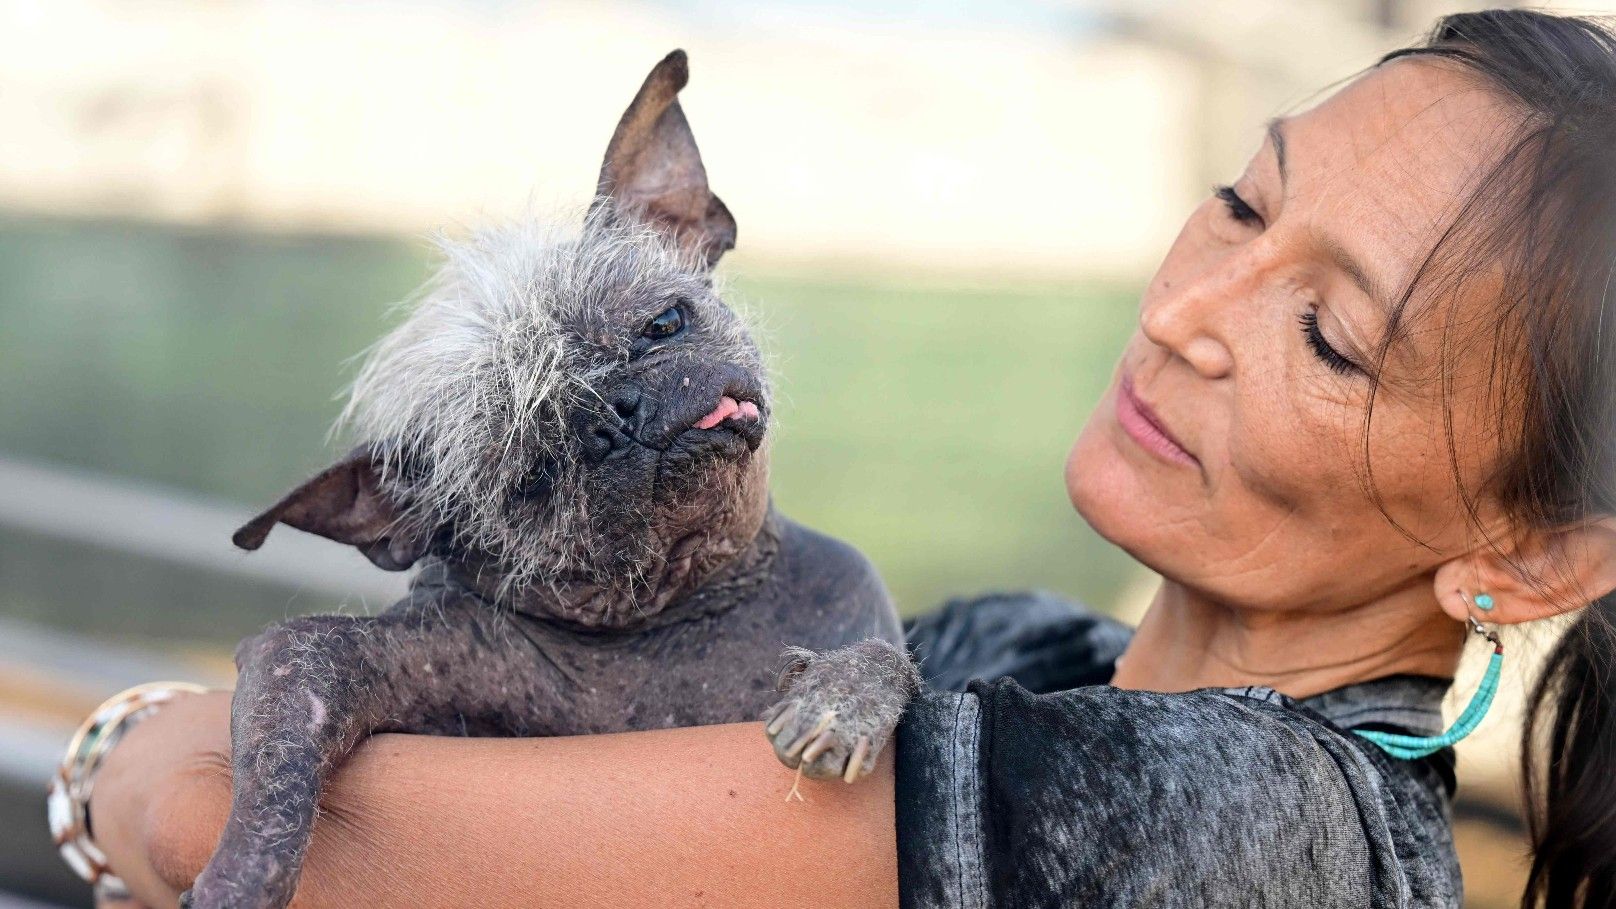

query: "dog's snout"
left=577, top=389, right=645, bottom=464
left=580, top=423, right=626, bottom=463
left=611, top=388, right=642, bottom=421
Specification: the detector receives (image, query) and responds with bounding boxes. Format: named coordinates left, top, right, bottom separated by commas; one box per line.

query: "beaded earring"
left=1354, top=591, right=1503, bottom=760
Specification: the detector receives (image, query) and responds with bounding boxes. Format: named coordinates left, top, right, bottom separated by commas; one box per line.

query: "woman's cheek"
left=1065, top=391, right=1155, bottom=541
left=1064, top=392, right=1211, bottom=560
left=1224, top=395, right=1353, bottom=513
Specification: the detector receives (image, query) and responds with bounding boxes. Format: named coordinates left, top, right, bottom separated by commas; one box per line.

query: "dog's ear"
left=594, top=49, right=736, bottom=269
left=232, top=447, right=430, bottom=571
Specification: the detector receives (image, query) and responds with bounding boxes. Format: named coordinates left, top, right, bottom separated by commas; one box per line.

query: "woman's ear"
left=1432, top=516, right=1616, bottom=625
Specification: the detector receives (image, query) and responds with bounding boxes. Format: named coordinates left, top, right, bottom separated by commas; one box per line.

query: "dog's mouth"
left=593, top=373, right=768, bottom=458
left=679, top=389, right=766, bottom=454
left=693, top=395, right=762, bottom=431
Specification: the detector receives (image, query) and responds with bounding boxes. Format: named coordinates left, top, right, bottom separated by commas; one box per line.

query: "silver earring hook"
left=1470, top=617, right=1502, bottom=647
left=1458, top=589, right=1501, bottom=646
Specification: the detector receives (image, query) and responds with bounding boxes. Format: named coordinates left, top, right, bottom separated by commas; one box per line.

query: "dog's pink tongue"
left=695, top=396, right=741, bottom=430
left=694, top=396, right=761, bottom=430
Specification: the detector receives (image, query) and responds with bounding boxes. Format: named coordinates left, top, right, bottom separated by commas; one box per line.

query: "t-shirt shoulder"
left=895, top=679, right=1461, bottom=909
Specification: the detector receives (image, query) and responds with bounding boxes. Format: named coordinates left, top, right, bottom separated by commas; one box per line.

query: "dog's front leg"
left=181, top=611, right=397, bottom=909
left=182, top=595, right=537, bottom=909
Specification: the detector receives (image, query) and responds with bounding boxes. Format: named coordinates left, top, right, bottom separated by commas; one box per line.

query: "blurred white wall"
left=0, top=0, right=1473, bottom=278
left=1, top=0, right=1606, bottom=276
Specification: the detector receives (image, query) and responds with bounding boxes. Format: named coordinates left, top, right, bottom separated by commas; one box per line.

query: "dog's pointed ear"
left=594, top=49, right=736, bottom=269
left=232, top=447, right=430, bottom=571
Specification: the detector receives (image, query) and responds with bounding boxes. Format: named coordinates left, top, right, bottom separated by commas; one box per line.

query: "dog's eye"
left=513, top=459, right=557, bottom=502
left=641, top=305, right=685, bottom=340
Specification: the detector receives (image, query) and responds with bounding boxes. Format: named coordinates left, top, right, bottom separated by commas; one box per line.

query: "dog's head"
left=234, top=51, right=772, bottom=626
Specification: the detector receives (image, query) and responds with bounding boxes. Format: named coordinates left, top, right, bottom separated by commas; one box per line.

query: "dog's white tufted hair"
left=337, top=204, right=757, bottom=597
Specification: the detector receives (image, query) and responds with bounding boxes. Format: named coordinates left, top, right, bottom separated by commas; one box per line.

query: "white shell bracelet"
left=47, top=681, right=208, bottom=901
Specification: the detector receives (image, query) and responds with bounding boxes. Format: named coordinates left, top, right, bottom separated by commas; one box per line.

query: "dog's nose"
left=577, top=388, right=643, bottom=463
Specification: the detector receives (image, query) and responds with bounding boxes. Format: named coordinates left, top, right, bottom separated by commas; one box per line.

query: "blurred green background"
left=0, top=215, right=1143, bottom=653
left=0, top=2, right=1546, bottom=905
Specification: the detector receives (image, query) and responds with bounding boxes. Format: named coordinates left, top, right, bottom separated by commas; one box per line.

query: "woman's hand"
left=92, top=690, right=233, bottom=907
left=89, top=690, right=899, bottom=908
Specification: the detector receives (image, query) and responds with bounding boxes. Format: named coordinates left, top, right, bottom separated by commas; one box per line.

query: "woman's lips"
left=1116, top=374, right=1199, bottom=468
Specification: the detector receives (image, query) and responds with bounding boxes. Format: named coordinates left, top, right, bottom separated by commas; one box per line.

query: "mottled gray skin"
left=182, top=51, right=919, bottom=909
left=196, top=515, right=902, bottom=909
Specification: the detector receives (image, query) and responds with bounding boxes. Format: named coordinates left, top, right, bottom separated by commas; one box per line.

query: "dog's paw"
left=763, top=639, right=920, bottom=783
left=764, top=695, right=871, bottom=783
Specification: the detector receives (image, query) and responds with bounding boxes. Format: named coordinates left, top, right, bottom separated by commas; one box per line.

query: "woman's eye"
left=641, top=305, right=686, bottom=340
left=1214, top=184, right=1263, bottom=226
left=1298, top=308, right=1359, bottom=376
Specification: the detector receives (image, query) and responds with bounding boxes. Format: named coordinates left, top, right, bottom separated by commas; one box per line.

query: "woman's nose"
left=1138, top=263, right=1242, bottom=380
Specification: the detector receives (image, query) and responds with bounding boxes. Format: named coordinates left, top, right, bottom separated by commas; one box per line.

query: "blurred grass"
left=0, top=216, right=1145, bottom=644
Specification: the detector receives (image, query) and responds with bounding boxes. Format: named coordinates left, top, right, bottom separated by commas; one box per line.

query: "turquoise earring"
left=1355, top=591, right=1503, bottom=760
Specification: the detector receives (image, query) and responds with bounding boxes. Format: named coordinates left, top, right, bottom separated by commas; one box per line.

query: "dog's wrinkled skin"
left=184, top=51, right=919, bottom=909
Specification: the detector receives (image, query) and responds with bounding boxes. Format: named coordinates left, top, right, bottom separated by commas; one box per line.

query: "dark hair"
left=1372, top=11, right=1616, bottom=909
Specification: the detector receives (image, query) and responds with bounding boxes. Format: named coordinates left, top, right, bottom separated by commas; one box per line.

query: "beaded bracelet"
left=47, top=681, right=208, bottom=901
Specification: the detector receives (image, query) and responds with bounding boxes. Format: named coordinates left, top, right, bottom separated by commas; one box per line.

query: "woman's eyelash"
left=1211, top=185, right=1356, bottom=377
left=1213, top=184, right=1262, bottom=225
left=1298, top=309, right=1358, bottom=375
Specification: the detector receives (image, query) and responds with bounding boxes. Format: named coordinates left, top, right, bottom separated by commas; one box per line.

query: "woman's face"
left=1067, top=59, right=1519, bottom=613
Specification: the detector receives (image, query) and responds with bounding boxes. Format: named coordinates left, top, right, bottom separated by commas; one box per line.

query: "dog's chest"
left=499, top=615, right=782, bottom=735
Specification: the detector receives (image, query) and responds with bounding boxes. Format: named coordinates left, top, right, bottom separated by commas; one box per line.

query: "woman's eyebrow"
left=1269, top=115, right=1395, bottom=318
left=1319, top=233, right=1395, bottom=317
left=1266, top=116, right=1289, bottom=191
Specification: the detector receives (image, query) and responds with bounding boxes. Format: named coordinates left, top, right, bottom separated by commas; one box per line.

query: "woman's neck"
left=1109, top=579, right=1465, bottom=699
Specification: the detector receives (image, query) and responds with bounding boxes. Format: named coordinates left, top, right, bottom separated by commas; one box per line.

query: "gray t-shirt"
left=896, top=594, right=1462, bottom=908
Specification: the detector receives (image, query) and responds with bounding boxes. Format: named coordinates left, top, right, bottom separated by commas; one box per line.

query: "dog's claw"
left=801, top=729, right=836, bottom=764
left=783, top=710, right=835, bottom=762
left=763, top=701, right=795, bottom=735
left=843, top=736, right=871, bottom=783
left=776, top=651, right=812, bottom=690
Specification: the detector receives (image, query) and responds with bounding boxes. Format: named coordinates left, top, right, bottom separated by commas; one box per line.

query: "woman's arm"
left=89, top=692, right=897, bottom=908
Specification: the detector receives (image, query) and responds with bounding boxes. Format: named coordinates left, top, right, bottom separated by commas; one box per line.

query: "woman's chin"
left=1066, top=411, right=1177, bottom=560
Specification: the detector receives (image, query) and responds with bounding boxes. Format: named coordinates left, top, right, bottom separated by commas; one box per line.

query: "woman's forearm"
left=90, top=691, right=897, bottom=908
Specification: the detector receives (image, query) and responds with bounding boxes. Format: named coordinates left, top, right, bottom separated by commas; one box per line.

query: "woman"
left=80, top=10, right=1616, bottom=908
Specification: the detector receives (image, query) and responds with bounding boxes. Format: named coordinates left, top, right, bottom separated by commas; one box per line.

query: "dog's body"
left=185, top=52, right=919, bottom=909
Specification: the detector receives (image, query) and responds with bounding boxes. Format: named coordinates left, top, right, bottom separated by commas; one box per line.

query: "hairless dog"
left=183, top=51, right=919, bottom=909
